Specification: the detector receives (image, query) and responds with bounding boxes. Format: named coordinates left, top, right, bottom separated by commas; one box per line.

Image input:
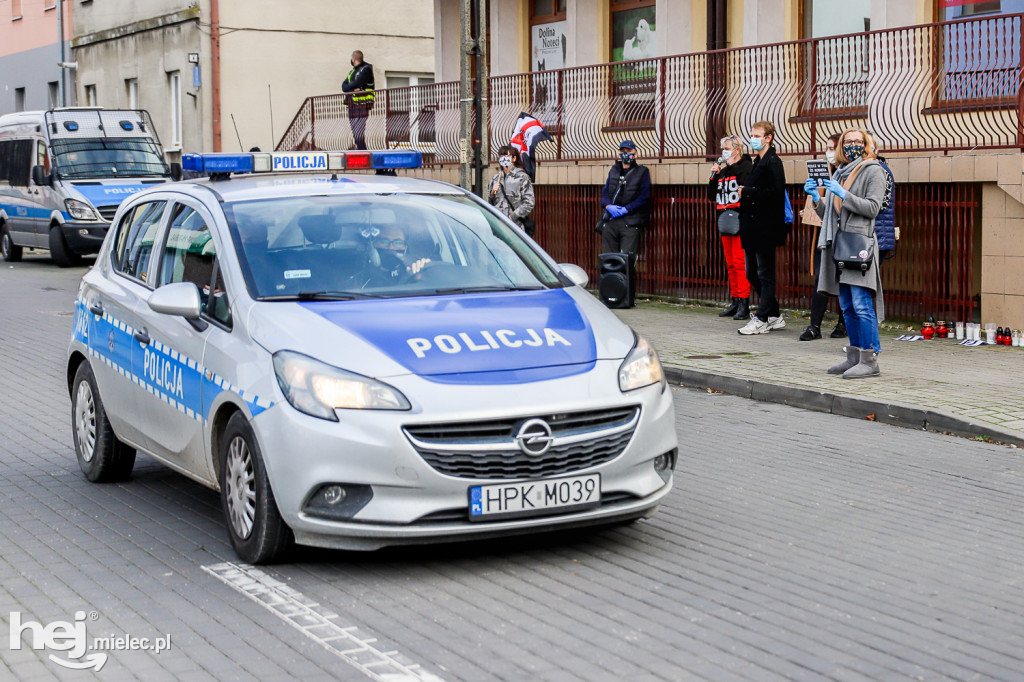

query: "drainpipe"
left=211, top=0, right=222, bottom=151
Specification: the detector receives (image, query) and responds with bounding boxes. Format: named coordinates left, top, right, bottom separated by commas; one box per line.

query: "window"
left=0, top=140, right=33, bottom=187
left=48, top=82, right=59, bottom=108
left=14, top=88, right=25, bottom=112
left=158, top=205, right=230, bottom=325
left=608, top=0, right=657, bottom=129
left=168, top=72, right=182, bottom=150
left=531, top=0, right=567, bottom=71
left=937, top=1, right=1020, bottom=103
left=36, top=140, right=49, bottom=173
left=947, top=1, right=1003, bottom=17
left=113, top=202, right=166, bottom=283
left=385, top=73, right=437, bottom=145
left=800, top=0, right=871, bottom=113
left=44, top=0, right=57, bottom=10
left=11, top=0, right=22, bottom=20
left=85, top=85, right=97, bottom=107
left=126, top=79, right=139, bottom=108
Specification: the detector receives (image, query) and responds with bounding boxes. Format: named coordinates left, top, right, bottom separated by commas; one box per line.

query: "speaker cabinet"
left=598, top=252, right=635, bottom=309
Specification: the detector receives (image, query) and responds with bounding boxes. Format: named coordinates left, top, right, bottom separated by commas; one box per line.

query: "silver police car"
left=67, top=150, right=677, bottom=563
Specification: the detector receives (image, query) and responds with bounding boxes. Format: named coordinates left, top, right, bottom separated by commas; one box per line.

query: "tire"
left=71, top=363, right=136, bottom=482
left=1, top=224, right=22, bottom=262
left=220, top=412, right=292, bottom=563
left=49, top=225, right=82, bottom=268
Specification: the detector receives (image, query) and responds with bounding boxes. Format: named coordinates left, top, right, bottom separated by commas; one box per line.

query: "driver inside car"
left=359, top=223, right=432, bottom=287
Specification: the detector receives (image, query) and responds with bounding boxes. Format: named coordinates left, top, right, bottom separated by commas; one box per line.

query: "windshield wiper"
left=431, top=285, right=546, bottom=295
left=258, top=290, right=387, bottom=301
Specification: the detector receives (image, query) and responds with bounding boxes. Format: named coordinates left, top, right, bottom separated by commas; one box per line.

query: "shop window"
left=609, top=0, right=657, bottom=129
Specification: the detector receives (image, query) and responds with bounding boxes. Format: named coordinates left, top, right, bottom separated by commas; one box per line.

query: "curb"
left=664, top=365, right=1024, bottom=448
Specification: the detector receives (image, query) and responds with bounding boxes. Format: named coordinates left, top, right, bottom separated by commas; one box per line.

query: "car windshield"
left=51, top=138, right=169, bottom=179
left=222, top=193, right=564, bottom=300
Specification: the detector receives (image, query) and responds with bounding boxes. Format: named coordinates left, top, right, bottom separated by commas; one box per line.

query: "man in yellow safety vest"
left=342, top=50, right=376, bottom=150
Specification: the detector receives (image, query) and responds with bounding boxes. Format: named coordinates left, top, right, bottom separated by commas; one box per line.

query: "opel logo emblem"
left=515, top=419, right=554, bottom=456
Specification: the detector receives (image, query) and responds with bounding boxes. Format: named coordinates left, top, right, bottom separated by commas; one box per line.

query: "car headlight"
left=273, top=351, right=411, bottom=421
left=618, top=335, right=665, bottom=392
left=65, top=199, right=100, bottom=221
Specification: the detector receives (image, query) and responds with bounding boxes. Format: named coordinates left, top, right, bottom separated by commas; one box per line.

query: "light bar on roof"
left=180, top=150, right=422, bottom=176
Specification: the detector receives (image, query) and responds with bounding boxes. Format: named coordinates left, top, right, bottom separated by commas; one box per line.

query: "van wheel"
left=49, top=226, right=81, bottom=267
left=220, top=412, right=292, bottom=563
left=1, top=225, right=22, bottom=262
left=71, top=363, right=136, bottom=482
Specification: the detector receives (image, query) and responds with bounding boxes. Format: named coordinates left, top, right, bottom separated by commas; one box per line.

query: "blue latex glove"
left=803, top=178, right=820, bottom=200
left=825, top=179, right=847, bottom=200
left=606, top=205, right=628, bottom=218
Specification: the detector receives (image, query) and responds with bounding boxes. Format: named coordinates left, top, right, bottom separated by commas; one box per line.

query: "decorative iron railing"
left=278, top=13, right=1023, bottom=161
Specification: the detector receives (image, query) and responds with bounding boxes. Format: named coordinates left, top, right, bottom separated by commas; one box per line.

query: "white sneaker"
left=738, top=317, right=770, bottom=335
left=767, top=315, right=786, bottom=330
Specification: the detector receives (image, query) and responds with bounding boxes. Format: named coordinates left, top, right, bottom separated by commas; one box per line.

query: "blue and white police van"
left=0, top=108, right=177, bottom=266
left=66, top=148, right=677, bottom=563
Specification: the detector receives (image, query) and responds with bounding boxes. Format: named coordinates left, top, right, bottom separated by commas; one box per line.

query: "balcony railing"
left=278, top=13, right=1023, bottom=160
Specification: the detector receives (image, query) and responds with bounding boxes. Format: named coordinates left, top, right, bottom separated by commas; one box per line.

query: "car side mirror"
left=148, top=282, right=202, bottom=319
left=31, top=165, right=52, bottom=187
left=169, top=162, right=182, bottom=182
left=559, top=263, right=589, bottom=288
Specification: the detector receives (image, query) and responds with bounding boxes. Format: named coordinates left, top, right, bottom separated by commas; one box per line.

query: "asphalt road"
left=2, top=253, right=1023, bottom=681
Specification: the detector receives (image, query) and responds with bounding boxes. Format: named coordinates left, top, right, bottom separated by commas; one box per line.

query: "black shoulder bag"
left=498, top=178, right=536, bottom=237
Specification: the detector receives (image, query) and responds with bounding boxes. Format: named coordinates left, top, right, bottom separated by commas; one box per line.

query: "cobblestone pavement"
left=615, top=299, right=1024, bottom=441
left=2, top=255, right=1024, bottom=681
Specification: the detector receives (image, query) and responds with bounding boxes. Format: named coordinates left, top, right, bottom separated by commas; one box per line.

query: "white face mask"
left=499, top=156, right=514, bottom=169
left=825, top=150, right=836, bottom=166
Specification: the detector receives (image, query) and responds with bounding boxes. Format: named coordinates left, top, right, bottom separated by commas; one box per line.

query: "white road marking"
left=202, top=562, right=445, bottom=682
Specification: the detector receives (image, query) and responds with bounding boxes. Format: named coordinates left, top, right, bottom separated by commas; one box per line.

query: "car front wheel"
left=49, top=226, right=82, bottom=268
left=220, top=412, right=292, bottom=564
left=71, top=363, right=136, bottom=482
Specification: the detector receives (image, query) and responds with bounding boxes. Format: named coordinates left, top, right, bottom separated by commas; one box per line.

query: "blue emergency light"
left=180, top=150, right=422, bottom=177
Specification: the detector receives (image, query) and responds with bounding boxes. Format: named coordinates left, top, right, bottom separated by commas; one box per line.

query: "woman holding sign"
left=805, top=129, right=886, bottom=379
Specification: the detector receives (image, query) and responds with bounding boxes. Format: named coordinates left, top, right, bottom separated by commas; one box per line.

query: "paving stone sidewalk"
left=614, top=299, right=1024, bottom=446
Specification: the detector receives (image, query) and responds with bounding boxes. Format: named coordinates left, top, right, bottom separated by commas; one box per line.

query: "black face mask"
left=351, top=60, right=356, bottom=67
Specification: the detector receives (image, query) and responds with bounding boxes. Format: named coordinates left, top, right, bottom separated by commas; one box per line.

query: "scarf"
left=817, top=157, right=863, bottom=249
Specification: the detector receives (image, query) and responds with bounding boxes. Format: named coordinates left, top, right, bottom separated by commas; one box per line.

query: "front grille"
left=96, top=205, right=118, bottom=222
left=404, top=406, right=639, bottom=480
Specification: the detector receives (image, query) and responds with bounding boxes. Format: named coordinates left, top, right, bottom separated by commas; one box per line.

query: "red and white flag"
left=509, top=112, right=552, bottom=181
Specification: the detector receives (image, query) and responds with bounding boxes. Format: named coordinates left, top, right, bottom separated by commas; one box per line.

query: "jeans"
left=838, top=283, right=880, bottom=353
left=743, top=246, right=779, bottom=321
left=720, top=234, right=750, bottom=298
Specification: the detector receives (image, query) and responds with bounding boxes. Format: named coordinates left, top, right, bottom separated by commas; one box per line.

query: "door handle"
left=133, top=328, right=151, bottom=345
left=89, top=301, right=104, bottom=316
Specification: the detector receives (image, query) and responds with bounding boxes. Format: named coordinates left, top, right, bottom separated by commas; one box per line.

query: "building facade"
left=70, top=0, right=435, bottom=159
left=0, top=0, right=73, bottom=114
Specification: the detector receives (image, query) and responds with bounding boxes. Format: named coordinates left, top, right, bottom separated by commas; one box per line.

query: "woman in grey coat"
left=804, top=128, right=886, bottom=379
left=488, top=145, right=536, bottom=234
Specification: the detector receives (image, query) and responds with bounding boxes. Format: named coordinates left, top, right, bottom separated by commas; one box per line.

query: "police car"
left=67, top=149, right=677, bottom=563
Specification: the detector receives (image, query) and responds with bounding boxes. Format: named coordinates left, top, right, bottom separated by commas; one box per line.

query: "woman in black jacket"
left=708, top=135, right=754, bottom=319
left=737, top=120, right=787, bottom=335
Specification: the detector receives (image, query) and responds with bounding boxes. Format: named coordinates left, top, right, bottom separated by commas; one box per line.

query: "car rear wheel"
left=1, top=224, right=22, bottom=262
left=220, top=412, right=292, bottom=563
left=71, top=363, right=136, bottom=482
left=49, top=225, right=81, bottom=268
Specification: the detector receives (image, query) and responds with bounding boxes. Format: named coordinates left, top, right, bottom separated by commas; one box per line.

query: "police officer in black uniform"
left=599, top=140, right=651, bottom=259
left=342, top=50, right=375, bottom=150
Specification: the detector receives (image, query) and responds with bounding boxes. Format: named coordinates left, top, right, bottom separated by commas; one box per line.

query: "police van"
left=0, top=108, right=178, bottom=266
left=67, top=148, right=678, bottom=563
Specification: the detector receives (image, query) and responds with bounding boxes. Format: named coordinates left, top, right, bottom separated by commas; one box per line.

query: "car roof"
left=173, top=173, right=467, bottom=203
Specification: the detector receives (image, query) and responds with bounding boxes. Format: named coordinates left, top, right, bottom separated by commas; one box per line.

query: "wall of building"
left=0, top=0, right=73, bottom=115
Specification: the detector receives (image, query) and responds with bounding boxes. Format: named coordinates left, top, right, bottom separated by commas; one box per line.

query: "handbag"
left=832, top=230, right=874, bottom=273
left=717, top=209, right=740, bottom=235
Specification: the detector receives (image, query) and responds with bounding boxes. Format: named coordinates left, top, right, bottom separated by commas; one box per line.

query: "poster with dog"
left=612, top=7, right=656, bottom=62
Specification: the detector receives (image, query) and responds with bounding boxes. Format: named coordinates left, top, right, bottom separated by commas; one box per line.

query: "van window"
left=0, top=139, right=33, bottom=187
left=112, top=201, right=166, bottom=284
left=36, top=140, right=49, bottom=172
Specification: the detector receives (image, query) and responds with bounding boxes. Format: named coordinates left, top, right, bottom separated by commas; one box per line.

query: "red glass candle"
left=936, top=321, right=948, bottom=338
left=922, top=322, right=935, bottom=339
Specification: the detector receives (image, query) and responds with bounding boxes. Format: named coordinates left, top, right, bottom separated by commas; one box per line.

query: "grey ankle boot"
left=827, top=346, right=860, bottom=374
left=842, top=348, right=881, bottom=379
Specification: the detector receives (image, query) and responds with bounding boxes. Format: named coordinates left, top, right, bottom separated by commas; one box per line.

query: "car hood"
left=68, top=180, right=166, bottom=209
left=247, top=288, right=636, bottom=384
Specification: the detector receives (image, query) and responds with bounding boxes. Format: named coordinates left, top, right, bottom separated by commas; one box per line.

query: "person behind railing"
left=708, top=134, right=753, bottom=320
left=341, top=50, right=375, bottom=150
left=800, top=133, right=847, bottom=341
left=600, top=140, right=651, bottom=263
left=488, top=145, right=536, bottom=236
left=804, top=128, right=886, bottom=379
left=736, top=121, right=787, bottom=335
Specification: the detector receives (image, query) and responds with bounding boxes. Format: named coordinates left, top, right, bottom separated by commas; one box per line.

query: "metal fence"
left=278, top=14, right=1023, bottom=160
left=532, top=183, right=980, bottom=323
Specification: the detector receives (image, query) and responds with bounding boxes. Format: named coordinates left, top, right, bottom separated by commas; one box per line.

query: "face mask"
left=620, top=152, right=635, bottom=164
left=843, top=143, right=865, bottom=160
left=749, top=137, right=764, bottom=151
left=351, top=60, right=356, bottom=67
left=499, top=156, right=513, bottom=169
left=718, top=151, right=731, bottom=165
left=825, top=150, right=836, bottom=166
